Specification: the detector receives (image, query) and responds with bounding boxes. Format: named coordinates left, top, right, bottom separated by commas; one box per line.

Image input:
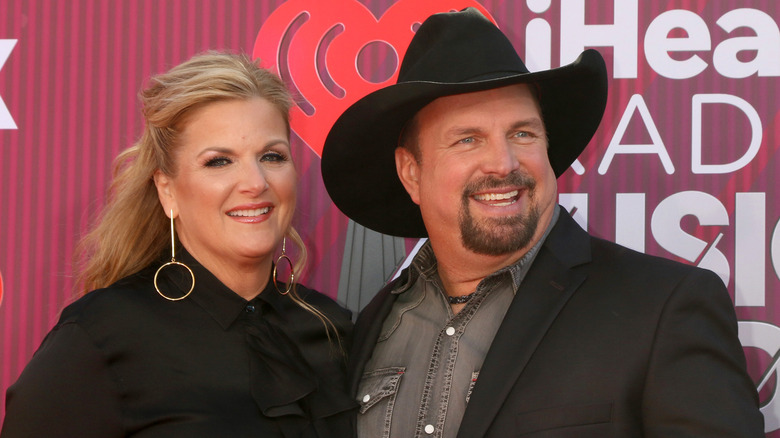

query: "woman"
left=1, top=52, right=355, bottom=437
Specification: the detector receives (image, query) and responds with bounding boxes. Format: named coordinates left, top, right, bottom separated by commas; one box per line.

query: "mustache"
left=463, top=171, right=536, bottom=197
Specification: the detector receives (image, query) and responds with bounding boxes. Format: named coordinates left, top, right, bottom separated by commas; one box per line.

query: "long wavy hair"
left=75, top=51, right=336, bottom=336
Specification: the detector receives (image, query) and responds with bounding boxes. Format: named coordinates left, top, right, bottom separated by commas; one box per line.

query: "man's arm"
left=641, top=267, right=764, bottom=436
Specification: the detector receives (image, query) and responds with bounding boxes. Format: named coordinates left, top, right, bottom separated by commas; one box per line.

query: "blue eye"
left=261, top=151, right=288, bottom=162
left=204, top=156, right=231, bottom=167
left=458, top=137, right=475, bottom=144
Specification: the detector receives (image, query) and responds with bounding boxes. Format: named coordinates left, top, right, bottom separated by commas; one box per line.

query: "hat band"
left=462, top=70, right=530, bottom=82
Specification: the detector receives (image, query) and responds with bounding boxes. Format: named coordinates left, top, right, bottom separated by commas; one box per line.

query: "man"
left=321, top=7, right=764, bottom=438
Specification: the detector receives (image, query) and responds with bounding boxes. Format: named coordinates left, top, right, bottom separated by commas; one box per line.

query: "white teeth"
left=473, top=190, right=519, bottom=201
left=228, top=207, right=270, bottom=217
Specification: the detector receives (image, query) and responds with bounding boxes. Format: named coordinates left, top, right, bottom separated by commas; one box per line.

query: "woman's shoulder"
left=58, top=268, right=156, bottom=327
left=294, top=283, right=352, bottom=322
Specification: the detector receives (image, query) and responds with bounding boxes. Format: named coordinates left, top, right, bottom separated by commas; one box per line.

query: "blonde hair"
left=75, top=52, right=336, bottom=338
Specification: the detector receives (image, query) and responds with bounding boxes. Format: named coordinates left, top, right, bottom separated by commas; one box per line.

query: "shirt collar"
left=504, top=205, right=559, bottom=289
left=161, top=248, right=282, bottom=330
left=389, top=241, right=436, bottom=295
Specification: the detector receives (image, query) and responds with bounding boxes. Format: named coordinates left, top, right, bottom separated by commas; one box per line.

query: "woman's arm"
left=1, top=322, right=124, bottom=437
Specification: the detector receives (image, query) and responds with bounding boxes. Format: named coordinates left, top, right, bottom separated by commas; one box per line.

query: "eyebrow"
left=445, top=117, right=545, bottom=138
left=509, top=118, right=545, bottom=132
left=197, top=146, right=233, bottom=156
left=446, top=127, right=482, bottom=138
left=195, top=139, right=290, bottom=157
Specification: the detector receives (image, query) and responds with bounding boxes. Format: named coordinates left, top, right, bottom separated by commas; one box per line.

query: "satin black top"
left=1, top=250, right=356, bottom=437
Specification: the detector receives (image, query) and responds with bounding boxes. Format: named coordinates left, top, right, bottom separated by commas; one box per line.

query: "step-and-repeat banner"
left=1, top=0, right=779, bottom=433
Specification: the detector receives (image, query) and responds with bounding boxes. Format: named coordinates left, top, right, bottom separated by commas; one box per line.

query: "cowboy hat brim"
left=322, top=49, right=607, bottom=238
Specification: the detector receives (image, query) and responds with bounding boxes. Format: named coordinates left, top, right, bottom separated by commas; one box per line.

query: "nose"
left=480, top=138, right=520, bottom=176
left=238, top=161, right=268, bottom=195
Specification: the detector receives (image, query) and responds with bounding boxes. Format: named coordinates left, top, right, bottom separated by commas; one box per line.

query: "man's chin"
left=461, top=223, right=537, bottom=256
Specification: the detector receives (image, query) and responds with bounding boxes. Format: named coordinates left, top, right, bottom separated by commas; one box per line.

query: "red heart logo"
left=253, top=0, right=493, bottom=157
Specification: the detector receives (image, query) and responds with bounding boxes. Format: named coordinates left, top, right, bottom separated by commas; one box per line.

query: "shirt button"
left=445, top=326, right=455, bottom=336
left=424, top=424, right=435, bottom=434
left=245, top=304, right=256, bottom=313
left=362, top=394, right=370, bottom=403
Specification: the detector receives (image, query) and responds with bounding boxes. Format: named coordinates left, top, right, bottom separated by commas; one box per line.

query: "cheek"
left=428, top=158, right=469, bottom=192
left=420, top=163, right=468, bottom=218
left=183, top=179, right=224, bottom=204
left=534, top=161, right=558, bottom=202
left=171, top=173, right=232, bottom=216
left=270, top=170, right=298, bottom=208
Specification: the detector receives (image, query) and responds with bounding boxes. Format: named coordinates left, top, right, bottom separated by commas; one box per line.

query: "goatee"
left=459, top=171, right=540, bottom=255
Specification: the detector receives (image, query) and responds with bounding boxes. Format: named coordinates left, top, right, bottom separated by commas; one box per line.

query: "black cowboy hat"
left=321, top=7, right=608, bottom=238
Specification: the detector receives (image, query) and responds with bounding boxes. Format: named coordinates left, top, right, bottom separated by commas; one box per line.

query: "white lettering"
left=558, top=193, right=588, bottom=230
left=526, top=18, right=552, bottom=71
left=0, top=39, right=17, bottom=130
left=525, top=0, right=552, bottom=71
left=772, top=218, right=780, bottom=285
left=554, top=5, right=780, bottom=79
left=599, top=94, right=674, bottom=175
left=735, top=193, right=765, bottom=306
left=644, top=10, right=711, bottom=79
left=560, top=0, right=638, bottom=78
left=569, top=158, right=585, bottom=175
left=692, top=94, right=761, bottom=174
left=651, top=191, right=730, bottom=286
left=615, top=193, right=645, bottom=252
left=714, top=9, right=780, bottom=78
left=738, top=321, right=780, bottom=432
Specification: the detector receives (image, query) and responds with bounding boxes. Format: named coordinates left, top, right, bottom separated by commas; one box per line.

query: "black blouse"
left=1, top=250, right=356, bottom=437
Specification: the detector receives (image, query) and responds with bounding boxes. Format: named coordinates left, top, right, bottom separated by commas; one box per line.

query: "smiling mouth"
left=227, top=207, right=271, bottom=217
left=472, top=190, right=520, bottom=207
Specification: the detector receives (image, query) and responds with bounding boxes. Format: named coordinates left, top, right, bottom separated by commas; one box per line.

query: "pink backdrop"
left=1, top=0, right=779, bottom=433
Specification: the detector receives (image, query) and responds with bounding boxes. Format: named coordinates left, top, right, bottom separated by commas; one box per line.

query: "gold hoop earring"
left=154, top=210, right=195, bottom=301
left=273, top=237, right=294, bottom=295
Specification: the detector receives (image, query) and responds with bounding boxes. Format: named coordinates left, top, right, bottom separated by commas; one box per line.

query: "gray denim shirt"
left=357, top=208, right=559, bottom=438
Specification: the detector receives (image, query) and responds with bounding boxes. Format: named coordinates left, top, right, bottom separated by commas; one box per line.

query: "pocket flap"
left=357, top=367, right=405, bottom=414
left=515, top=401, right=613, bottom=435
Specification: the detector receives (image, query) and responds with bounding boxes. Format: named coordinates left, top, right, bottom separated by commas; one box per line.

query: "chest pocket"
left=357, top=367, right=405, bottom=438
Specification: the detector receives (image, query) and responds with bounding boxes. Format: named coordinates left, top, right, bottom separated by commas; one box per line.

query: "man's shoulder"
left=590, top=235, right=701, bottom=271
left=546, top=211, right=706, bottom=279
left=354, top=278, right=400, bottom=325
left=583, top=234, right=726, bottom=297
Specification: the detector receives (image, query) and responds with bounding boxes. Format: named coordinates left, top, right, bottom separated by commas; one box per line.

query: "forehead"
left=181, top=97, right=281, bottom=128
left=415, top=83, right=542, bottom=131
left=177, top=98, right=288, bottom=146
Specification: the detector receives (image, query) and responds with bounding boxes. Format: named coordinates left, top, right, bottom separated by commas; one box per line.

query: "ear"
left=395, top=147, right=421, bottom=205
left=153, top=170, right=178, bottom=218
